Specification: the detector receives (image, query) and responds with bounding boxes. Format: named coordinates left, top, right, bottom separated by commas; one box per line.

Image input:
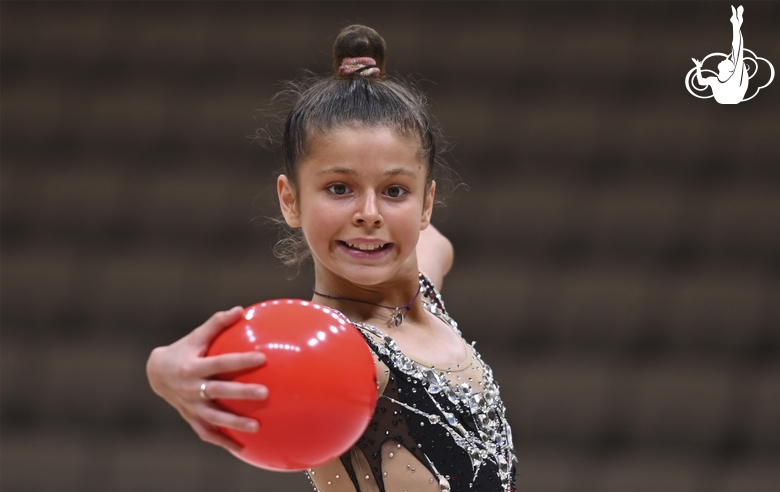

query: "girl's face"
left=278, top=126, right=434, bottom=289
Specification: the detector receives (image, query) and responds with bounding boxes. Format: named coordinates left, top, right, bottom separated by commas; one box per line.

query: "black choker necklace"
left=312, top=284, right=421, bottom=327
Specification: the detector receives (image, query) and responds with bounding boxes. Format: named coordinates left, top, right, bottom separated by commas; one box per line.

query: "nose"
left=353, top=192, right=383, bottom=227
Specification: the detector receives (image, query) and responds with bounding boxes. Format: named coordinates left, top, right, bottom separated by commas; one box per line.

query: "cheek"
left=299, top=200, right=344, bottom=245
left=387, top=204, right=424, bottom=244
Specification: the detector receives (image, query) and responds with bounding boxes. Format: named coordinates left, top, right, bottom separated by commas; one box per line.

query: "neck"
left=311, top=269, right=425, bottom=326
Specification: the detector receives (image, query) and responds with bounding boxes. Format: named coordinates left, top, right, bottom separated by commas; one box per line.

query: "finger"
left=198, top=351, right=266, bottom=376
left=191, top=306, right=245, bottom=345
left=202, top=380, right=269, bottom=400
left=191, top=419, right=244, bottom=453
left=201, top=404, right=260, bottom=433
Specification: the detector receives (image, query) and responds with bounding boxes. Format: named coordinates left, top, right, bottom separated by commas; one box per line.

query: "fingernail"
left=245, top=421, right=259, bottom=432
left=252, top=352, right=266, bottom=364
left=228, top=306, right=242, bottom=314
left=255, top=387, right=268, bottom=398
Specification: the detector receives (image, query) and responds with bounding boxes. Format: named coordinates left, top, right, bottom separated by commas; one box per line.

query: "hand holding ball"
left=206, top=299, right=377, bottom=470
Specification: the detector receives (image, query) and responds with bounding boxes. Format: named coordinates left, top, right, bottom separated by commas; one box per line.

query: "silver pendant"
left=390, top=309, right=403, bottom=327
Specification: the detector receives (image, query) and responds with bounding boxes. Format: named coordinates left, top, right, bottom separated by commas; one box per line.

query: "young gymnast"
left=692, top=5, right=748, bottom=104
left=146, top=25, right=516, bottom=492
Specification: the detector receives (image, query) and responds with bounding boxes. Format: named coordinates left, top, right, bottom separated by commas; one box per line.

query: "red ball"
left=206, top=299, right=377, bottom=471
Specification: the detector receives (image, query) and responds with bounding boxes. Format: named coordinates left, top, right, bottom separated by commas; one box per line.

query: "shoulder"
left=419, top=272, right=449, bottom=314
left=417, top=226, right=454, bottom=289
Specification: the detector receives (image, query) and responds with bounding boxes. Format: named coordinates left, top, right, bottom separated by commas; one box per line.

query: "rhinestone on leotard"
left=314, top=273, right=515, bottom=492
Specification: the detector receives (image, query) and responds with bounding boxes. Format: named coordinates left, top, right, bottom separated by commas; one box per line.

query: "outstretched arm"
left=417, top=224, right=454, bottom=290
left=731, top=6, right=745, bottom=75
left=692, top=58, right=710, bottom=86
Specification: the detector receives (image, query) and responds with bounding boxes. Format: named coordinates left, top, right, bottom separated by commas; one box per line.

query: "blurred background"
left=2, top=2, right=779, bottom=491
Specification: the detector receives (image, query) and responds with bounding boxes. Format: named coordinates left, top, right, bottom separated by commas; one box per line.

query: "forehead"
left=301, top=126, right=424, bottom=176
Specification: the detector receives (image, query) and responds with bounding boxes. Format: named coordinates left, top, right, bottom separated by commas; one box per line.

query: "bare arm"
left=417, top=224, right=454, bottom=290
left=692, top=58, right=709, bottom=86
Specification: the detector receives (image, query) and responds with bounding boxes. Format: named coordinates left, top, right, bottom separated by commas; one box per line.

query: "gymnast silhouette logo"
left=685, top=5, right=774, bottom=104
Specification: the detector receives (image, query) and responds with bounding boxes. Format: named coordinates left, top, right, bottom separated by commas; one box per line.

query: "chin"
left=339, top=266, right=396, bottom=286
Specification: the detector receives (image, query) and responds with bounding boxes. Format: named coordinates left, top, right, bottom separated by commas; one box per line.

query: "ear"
left=420, top=180, right=436, bottom=230
left=277, top=174, right=302, bottom=228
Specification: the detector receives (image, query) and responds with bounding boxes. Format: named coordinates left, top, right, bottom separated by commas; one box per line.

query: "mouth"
left=338, top=240, right=391, bottom=252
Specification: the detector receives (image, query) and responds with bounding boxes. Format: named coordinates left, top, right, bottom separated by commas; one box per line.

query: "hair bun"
left=333, top=25, right=386, bottom=78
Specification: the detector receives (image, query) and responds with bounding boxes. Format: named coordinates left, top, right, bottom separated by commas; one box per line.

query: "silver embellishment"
left=349, top=280, right=516, bottom=491
left=390, top=308, right=403, bottom=327
left=353, top=319, right=514, bottom=489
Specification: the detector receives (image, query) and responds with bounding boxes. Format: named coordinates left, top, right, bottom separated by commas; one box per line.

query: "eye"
left=384, top=186, right=408, bottom=198
left=327, top=183, right=350, bottom=196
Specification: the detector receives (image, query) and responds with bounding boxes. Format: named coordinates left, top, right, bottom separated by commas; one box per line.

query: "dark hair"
left=273, top=25, right=448, bottom=269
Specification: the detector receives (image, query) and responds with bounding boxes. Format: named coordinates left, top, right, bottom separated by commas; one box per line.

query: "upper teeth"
left=348, top=242, right=385, bottom=251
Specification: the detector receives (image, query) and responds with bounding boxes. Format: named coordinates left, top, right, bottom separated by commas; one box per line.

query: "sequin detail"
left=306, top=274, right=516, bottom=492
left=349, top=274, right=515, bottom=491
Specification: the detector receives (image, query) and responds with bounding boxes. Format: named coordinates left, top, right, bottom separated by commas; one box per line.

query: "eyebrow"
left=380, top=167, right=417, bottom=179
left=316, top=166, right=418, bottom=179
left=316, top=166, right=357, bottom=176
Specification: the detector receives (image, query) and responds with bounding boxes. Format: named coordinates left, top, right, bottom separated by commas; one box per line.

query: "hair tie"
left=339, top=57, right=381, bottom=77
